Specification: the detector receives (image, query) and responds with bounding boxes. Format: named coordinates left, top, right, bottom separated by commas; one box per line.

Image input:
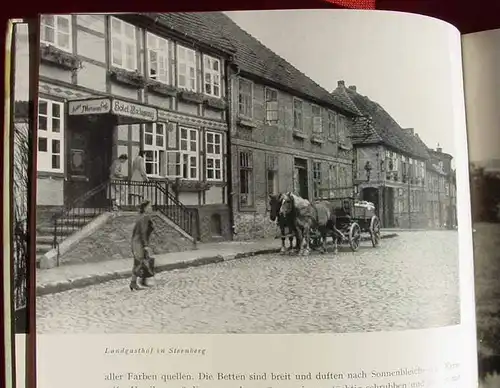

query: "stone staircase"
left=36, top=208, right=103, bottom=267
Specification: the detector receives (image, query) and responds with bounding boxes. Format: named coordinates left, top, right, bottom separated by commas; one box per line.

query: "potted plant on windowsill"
left=108, top=67, right=146, bottom=88
left=178, top=90, right=205, bottom=104
left=146, top=80, right=178, bottom=97
left=40, top=44, right=82, bottom=71
left=310, top=133, right=325, bottom=144
left=204, top=96, right=227, bottom=111
left=292, top=129, right=308, bottom=139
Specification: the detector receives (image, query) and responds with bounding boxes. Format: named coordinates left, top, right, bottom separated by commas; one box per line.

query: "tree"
left=12, top=101, right=30, bottom=332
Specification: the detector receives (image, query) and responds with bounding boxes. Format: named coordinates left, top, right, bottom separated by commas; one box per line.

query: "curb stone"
left=36, top=233, right=398, bottom=297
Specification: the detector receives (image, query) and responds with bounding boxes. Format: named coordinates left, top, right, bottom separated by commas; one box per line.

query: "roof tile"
left=150, top=12, right=358, bottom=115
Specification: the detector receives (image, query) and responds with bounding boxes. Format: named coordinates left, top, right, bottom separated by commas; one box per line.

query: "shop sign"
left=68, top=98, right=111, bottom=115
left=111, top=99, right=157, bottom=121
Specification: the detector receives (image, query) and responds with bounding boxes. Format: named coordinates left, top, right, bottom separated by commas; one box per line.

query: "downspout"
left=224, top=58, right=240, bottom=240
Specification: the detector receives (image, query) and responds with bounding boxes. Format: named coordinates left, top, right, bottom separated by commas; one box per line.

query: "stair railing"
left=51, top=181, right=111, bottom=252
left=154, top=181, right=200, bottom=241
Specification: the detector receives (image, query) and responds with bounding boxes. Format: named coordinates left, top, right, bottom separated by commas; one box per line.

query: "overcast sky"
left=462, top=28, right=500, bottom=163
left=226, top=9, right=461, bottom=159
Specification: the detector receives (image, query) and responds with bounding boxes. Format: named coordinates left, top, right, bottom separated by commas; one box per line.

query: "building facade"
left=199, top=17, right=358, bottom=240
left=37, top=13, right=234, bottom=242
left=332, top=82, right=430, bottom=229
left=427, top=146, right=457, bottom=228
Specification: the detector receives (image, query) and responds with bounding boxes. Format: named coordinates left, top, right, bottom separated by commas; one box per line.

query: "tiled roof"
left=332, top=84, right=429, bottom=160
left=148, top=12, right=358, bottom=116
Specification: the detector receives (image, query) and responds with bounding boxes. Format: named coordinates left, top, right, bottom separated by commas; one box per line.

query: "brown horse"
left=279, top=192, right=343, bottom=255
left=269, top=194, right=298, bottom=254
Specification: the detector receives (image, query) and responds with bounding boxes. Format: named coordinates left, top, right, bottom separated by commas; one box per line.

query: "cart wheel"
left=369, top=216, right=381, bottom=247
left=349, top=222, right=361, bottom=252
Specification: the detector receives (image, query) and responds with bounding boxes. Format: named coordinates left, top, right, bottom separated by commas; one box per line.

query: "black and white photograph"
left=462, top=27, right=500, bottom=388
left=31, top=10, right=460, bottom=334
left=11, top=21, right=30, bottom=334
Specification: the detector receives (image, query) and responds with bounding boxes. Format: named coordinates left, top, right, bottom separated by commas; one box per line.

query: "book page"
left=11, top=9, right=476, bottom=388
left=462, top=28, right=500, bottom=387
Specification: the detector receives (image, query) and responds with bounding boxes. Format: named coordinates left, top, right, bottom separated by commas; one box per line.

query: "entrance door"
left=383, top=187, right=395, bottom=227
left=293, top=158, right=309, bottom=199
left=65, top=115, right=115, bottom=207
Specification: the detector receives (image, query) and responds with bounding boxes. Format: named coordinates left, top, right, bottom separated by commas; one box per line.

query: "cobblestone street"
left=36, top=231, right=460, bottom=334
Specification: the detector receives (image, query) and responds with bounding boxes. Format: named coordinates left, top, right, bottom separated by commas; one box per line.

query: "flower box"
left=147, top=81, right=178, bottom=97
left=204, top=97, right=227, bottom=111
left=292, top=129, right=308, bottom=140
left=179, top=90, right=205, bottom=104
left=311, top=134, right=325, bottom=144
left=40, top=44, right=82, bottom=71
left=172, top=180, right=213, bottom=192
left=108, top=67, right=146, bottom=88
left=237, top=117, right=257, bottom=128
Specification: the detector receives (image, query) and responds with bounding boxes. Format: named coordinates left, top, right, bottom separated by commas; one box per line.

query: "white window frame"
left=110, top=16, right=138, bottom=71
left=178, top=127, right=199, bottom=180
left=293, top=98, right=304, bottom=130
left=265, top=87, right=279, bottom=124
left=205, top=131, right=223, bottom=181
left=40, top=15, right=73, bottom=53
left=146, top=32, right=169, bottom=84
left=203, top=54, right=222, bottom=98
left=238, top=78, right=253, bottom=118
left=143, top=122, right=167, bottom=177
left=312, top=105, right=323, bottom=133
left=177, top=44, right=197, bottom=92
left=37, top=98, right=64, bottom=173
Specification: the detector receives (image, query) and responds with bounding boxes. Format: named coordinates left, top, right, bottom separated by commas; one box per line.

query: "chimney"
left=337, top=80, right=345, bottom=88
left=404, top=127, right=414, bottom=136
left=348, top=85, right=357, bottom=92
left=436, top=143, right=442, bottom=153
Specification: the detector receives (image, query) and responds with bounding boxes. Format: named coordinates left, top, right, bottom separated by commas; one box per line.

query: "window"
left=110, top=17, right=137, bottom=71
left=179, top=127, right=199, bottom=180
left=143, top=123, right=166, bottom=177
left=40, top=15, right=72, bottom=52
left=328, top=164, right=338, bottom=198
left=337, top=115, right=346, bottom=141
left=293, top=99, right=303, bottom=130
left=313, top=161, right=322, bottom=198
left=266, top=155, right=278, bottom=197
left=328, top=112, right=337, bottom=140
left=203, top=55, right=221, bottom=98
left=312, top=105, right=322, bottom=133
left=37, top=99, right=64, bottom=173
left=265, top=88, right=278, bottom=123
left=205, top=131, right=223, bottom=181
left=177, top=45, right=197, bottom=92
left=239, top=151, right=253, bottom=207
left=238, top=78, right=253, bottom=118
left=147, top=33, right=169, bottom=84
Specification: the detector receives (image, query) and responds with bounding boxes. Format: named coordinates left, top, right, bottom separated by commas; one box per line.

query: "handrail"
left=51, top=181, right=111, bottom=251
left=49, top=179, right=199, bottom=267
left=154, top=181, right=199, bottom=240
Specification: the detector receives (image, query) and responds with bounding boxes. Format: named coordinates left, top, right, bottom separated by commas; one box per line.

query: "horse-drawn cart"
left=310, top=189, right=381, bottom=252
